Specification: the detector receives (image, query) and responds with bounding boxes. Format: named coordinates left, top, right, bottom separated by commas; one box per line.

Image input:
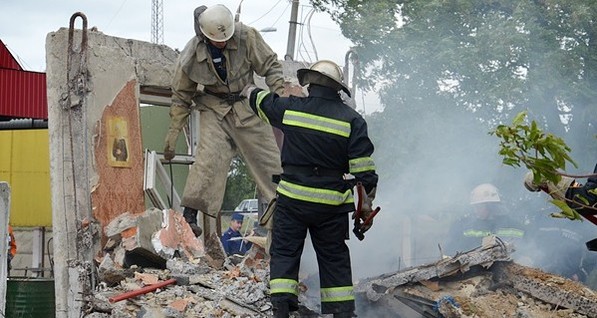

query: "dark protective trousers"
left=270, top=196, right=355, bottom=315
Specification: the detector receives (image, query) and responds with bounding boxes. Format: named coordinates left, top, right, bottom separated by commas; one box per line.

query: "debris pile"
left=85, top=210, right=597, bottom=317
left=356, top=237, right=597, bottom=318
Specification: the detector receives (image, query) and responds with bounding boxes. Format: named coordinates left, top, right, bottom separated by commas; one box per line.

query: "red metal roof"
left=0, top=39, right=23, bottom=70
left=0, top=39, right=48, bottom=120
left=0, top=68, right=48, bottom=119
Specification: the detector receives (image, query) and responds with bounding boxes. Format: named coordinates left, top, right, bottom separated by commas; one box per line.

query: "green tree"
left=312, top=0, right=597, bottom=167
left=222, top=156, right=256, bottom=211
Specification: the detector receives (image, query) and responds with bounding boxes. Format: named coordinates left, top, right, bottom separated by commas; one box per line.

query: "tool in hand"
left=352, top=182, right=381, bottom=241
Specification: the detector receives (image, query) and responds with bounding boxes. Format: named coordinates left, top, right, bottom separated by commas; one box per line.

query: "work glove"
left=193, top=6, right=208, bottom=38
left=524, top=171, right=576, bottom=201
left=360, top=187, right=377, bottom=230
left=164, top=104, right=190, bottom=161
left=240, top=84, right=258, bottom=99
left=352, top=186, right=377, bottom=231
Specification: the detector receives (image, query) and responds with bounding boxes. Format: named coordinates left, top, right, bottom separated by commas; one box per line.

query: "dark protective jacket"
left=566, top=163, right=597, bottom=216
left=447, top=210, right=525, bottom=255
left=248, top=84, right=378, bottom=315
left=248, top=85, right=378, bottom=212
left=220, top=228, right=252, bottom=256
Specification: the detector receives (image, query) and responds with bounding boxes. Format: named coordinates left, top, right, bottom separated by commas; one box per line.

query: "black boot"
left=273, top=302, right=290, bottom=318
left=183, top=207, right=203, bottom=237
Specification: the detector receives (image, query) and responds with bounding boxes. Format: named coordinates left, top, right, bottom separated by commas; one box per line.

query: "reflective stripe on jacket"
left=249, top=85, right=378, bottom=210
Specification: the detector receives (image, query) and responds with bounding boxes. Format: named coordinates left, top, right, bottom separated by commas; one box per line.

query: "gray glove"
left=352, top=186, right=377, bottom=231
left=240, top=84, right=258, bottom=98
left=524, top=171, right=575, bottom=201
left=361, top=187, right=376, bottom=230
left=194, top=6, right=208, bottom=38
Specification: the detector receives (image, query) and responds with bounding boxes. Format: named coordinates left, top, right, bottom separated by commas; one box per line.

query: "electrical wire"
left=247, top=0, right=283, bottom=25
left=297, top=8, right=315, bottom=63
left=47, top=237, right=54, bottom=277
left=268, top=1, right=290, bottom=28
left=168, top=161, right=174, bottom=209
left=306, top=8, right=318, bottom=61
left=106, top=0, right=128, bottom=29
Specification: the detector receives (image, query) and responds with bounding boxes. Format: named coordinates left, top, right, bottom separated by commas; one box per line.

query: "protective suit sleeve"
left=246, top=26, right=284, bottom=95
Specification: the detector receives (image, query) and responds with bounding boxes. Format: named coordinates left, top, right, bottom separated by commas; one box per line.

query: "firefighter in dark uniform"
left=241, top=60, right=378, bottom=318
left=525, top=162, right=597, bottom=250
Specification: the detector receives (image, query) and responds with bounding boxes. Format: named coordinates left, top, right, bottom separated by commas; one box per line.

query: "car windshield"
left=235, top=199, right=257, bottom=211
left=248, top=200, right=257, bottom=209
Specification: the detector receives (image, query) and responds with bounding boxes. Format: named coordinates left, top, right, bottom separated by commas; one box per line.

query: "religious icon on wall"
left=107, top=116, right=131, bottom=167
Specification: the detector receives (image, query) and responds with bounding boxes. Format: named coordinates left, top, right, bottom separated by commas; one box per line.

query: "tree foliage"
left=222, top=156, right=256, bottom=211
left=492, top=111, right=577, bottom=184
left=490, top=112, right=597, bottom=221
left=311, top=0, right=597, bottom=166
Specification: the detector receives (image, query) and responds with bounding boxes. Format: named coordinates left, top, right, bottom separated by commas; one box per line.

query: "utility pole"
left=151, top=0, right=164, bottom=44
left=285, top=0, right=300, bottom=60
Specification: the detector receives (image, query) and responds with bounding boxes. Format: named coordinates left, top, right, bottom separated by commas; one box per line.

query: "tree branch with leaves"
left=491, top=111, right=597, bottom=221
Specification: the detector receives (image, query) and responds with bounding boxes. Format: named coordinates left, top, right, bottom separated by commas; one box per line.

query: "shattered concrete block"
left=120, top=208, right=167, bottom=269
left=152, top=209, right=204, bottom=260
left=98, top=253, right=136, bottom=287
left=121, top=208, right=162, bottom=252
left=166, top=258, right=210, bottom=276
left=104, top=212, right=138, bottom=237
left=112, top=245, right=126, bottom=268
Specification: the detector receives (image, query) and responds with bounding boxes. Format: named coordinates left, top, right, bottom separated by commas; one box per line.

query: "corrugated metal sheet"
left=0, top=68, right=48, bottom=119
left=0, top=129, right=51, bottom=227
left=0, top=39, right=22, bottom=70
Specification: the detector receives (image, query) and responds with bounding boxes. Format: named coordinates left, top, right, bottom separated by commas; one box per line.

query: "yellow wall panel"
left=0, top=130, right=51, bottom=227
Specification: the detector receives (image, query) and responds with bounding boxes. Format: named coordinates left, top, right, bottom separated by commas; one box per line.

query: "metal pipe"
left=108, top=278, right=177, bottom=303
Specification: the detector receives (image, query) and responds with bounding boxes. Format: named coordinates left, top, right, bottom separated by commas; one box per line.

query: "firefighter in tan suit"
left=164, top=4, right=283, bottom=237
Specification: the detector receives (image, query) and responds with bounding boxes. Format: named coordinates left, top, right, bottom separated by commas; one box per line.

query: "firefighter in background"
left=524, top=163, right=597, bottom=219
left=7, top=225, right=16, bottom=274
left=446, top=184, right=525, bottom=255
left=163, top=4, right=283, bottom=237
left=242, top=60, right=379, bottom=318
left=524, top=163, right=597, bottom=284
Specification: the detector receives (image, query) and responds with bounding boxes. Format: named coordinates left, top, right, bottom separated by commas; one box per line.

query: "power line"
left=247, top=0, right=283, bottom=25
left=106, top=0, right=129, bottom=29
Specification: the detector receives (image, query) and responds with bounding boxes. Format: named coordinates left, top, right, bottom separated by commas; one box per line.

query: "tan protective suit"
left=166, top=22, right=283, bottom=217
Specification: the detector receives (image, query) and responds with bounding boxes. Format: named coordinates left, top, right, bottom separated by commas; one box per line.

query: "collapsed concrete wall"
left=46, top=20, right=177, bottom=318
left=45, top=17, right=309, bottom=317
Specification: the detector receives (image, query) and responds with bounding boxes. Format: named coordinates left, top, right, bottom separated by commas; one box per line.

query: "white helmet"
left=199, top=4, right=235, bottom=42
left=297, top=60, right=352, bottom=97
left=469, top=183, right=501, bottom=205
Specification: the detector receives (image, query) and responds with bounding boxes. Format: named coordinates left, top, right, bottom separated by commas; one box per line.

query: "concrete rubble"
left=89, top=207, right=321, bottom=318
left=355, top=237, right=597, bottom=318
left=86, top=212, right=597, bottom=318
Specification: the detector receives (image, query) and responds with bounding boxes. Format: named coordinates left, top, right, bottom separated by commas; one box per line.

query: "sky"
left=0, top=0, right=382, bottom=113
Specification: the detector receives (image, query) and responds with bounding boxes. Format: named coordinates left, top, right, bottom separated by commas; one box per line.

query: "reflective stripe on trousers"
left=269, top=196, right=355, bottom=314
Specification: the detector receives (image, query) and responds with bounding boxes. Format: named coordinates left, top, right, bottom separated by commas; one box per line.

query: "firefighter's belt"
left=283, top=165, right=345, bottom=178
left=204, top=89, right=245, bottom=105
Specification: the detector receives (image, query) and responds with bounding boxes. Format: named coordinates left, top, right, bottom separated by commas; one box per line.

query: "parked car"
left=234, top=198, right=258, bottom=214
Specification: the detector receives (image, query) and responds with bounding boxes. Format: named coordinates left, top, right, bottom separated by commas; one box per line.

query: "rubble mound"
left=356, top=238, right=597, bottom=318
